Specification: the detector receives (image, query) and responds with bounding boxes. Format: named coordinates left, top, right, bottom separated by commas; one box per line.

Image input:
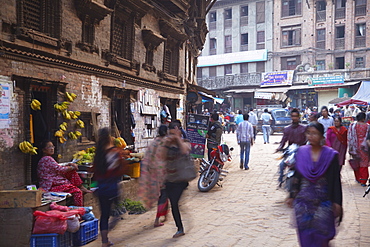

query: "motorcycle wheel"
left=197, top=168, right=220, bottom=192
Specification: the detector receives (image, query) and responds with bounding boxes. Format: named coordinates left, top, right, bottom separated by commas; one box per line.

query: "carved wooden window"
left=18, top=0, right=60, bottom=38
left=111, top=14, right=134, bottom=61
left=145, top=47, right=154, bottom=65
left=82, top=16, right=95, bottom=45
left=163, top=38, right=179, bottom=76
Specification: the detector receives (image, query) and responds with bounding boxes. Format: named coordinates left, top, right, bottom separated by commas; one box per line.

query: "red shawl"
left=328, top=126, right=347, bottom=145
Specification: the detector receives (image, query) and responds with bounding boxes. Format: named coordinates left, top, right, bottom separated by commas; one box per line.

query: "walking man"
left=235, top=110, right=244, bottom=126
left=276, top=108, right=307, bottom=187
left=260, top=109, right=272, bottom=144
left=236, top=114, right=254, bottom=170
left=248, top=108, right=258, bottom=141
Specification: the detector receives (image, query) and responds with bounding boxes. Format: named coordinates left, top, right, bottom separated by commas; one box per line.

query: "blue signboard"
left=186, top=114, right=209, bottom=158
left=308, top=76, right=344, bottom=86
left=261, top=71, right=294, bottom=87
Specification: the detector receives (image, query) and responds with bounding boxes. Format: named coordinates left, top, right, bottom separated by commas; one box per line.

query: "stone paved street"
left=87, top=133, right=370, bottom=247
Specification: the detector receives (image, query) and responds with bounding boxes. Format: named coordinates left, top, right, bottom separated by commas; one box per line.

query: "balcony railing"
left=295, top=68, right=370, bottom=83
left=355, top=5, right=366, bottom=16
left=316, top=40, right=325, bottom=49
left=335, top=38, right=345, bottom=50
left=335, top=8, right=346, bottom=19
left=240, top=44, right=248, bottom=51
left=197, top=74, right=262, bottom=90
left=316, top=10, right=326, bottom=22
left=355, top=36, right=366, bottom=48
left=240, top=16, right=248, bottom=26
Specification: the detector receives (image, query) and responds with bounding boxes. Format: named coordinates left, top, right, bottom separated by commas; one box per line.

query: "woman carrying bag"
left=164, top=121, right=195, bottom=238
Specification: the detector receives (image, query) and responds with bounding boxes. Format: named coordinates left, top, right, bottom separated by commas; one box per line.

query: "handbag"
left=349, top=159, right=360, bottom=171
left=166, top=154, right=197, bottom=183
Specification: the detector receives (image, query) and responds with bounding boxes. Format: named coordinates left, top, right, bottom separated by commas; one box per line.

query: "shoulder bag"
left=166, top=146, right=197, bottom=183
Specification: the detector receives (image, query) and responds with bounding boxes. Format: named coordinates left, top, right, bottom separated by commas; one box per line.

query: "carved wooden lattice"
left=112, top=15, right=134, bottom=60
left=21, top=0, right=60, bottom=38
left=163, top=38, right=179, bottom=76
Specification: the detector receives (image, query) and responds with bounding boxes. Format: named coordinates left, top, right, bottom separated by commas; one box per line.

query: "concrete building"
left=198, top=0, right=370, bottom=112
left=196, top=0, right=274, bottom=113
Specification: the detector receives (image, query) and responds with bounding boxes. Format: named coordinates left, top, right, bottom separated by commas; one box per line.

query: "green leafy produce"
left=123, top=198, right=146, bottom=215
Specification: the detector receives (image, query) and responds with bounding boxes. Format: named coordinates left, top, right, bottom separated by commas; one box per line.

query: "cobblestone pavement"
left=87, top=133, right=370, bottom=247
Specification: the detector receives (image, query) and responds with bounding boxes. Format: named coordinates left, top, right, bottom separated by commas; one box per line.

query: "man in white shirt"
left=236, top=114, right=254, bottom=170
left=260, top=109, right=272, bottom=144
left=248, top=108, right=258, bottom=141
left=318, top=106, right=334, bottom=137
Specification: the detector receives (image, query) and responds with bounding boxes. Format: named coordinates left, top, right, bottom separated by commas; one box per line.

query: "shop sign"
left=261, top=70, right=294, bottom=87
left=186, top=114, right=209, bottom=158
left=254, top=92, right=273, bottom=99
left=307, top=76, right=344, bottom=86
left=0, top=78, right=11, bottom=129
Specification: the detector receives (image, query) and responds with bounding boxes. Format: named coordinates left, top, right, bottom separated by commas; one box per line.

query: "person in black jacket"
left=206, top=113, right=223, bottom=160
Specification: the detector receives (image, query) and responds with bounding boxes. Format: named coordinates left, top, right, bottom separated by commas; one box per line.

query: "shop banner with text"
left=186, top=114, right=209, bottom=158
left=261, top=70, right=294, bottom=87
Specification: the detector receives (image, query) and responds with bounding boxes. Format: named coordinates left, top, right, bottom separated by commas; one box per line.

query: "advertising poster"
left=0, top=82, right=10, bottom=129
left=186, top=114, right=209, bottom=158
left=261, top=70, right=294, bottom=87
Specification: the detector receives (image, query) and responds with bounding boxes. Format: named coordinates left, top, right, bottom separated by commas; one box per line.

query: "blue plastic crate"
left=72, top=219, right=99, bottom=246
left=30, top=232, right=72, bottom=247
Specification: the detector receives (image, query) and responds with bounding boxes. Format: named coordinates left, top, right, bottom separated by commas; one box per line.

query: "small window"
left=256, top=62, right=265, bottom=73
left=316, top=60, right=325, bottom=70
left=356, top=23, right=366, bottom=36
left=256, top=2, right=265, bottom=23
left=209, top=66, right=217, bottom=77
left=210, top=11, right=217, bottom=22
left=241, top=6, right=248, bottom=17
left=224, top=65, right=232, bottom=75
left=281, top=56, right=301, bottom=70
left=241, top=33, right=248, bottom=45
left=210, top=38, right=217, bottom=49
left=257, top=31, right=265, bottom=43
left=240, top=63, right=248, bottom=74
left=281, top=25, right=301, bottom=47
left=282, top=0, right=302, bottom=17
left=225, top=35, right=232, bottom=53
left=355, top=57, right=365, bottom=68
left=197, top=67, right=202, bottom=79
left=335, top=57, right=345, bottom=69
left=225, top=9, right=232, bottom=19
left=317, top=1, right=326, bottom=11
left=336, top=26, right=345, bottom=38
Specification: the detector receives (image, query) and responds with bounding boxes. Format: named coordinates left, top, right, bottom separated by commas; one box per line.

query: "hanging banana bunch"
left=68, top=132, right=78, bottom=140
left=65, top=92, right=77, bottom=102
left=59, top=122, right=68, bottom=131
left=54, top=102, right=70, bottom=112
left=18, top=141, right=38, bottom=155
left=114, top=137, right=127, bottom=148
left=62, top=110, right=72, bottom=120
left=30, top=99, right=41, bottom=111
left=76, top=119, right=85, bottom=128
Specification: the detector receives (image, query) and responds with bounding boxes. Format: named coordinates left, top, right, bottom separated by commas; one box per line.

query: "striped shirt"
left=236, top=120, right=254, bottom=143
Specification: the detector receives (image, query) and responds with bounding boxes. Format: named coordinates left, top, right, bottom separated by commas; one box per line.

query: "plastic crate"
left=72, top=219, right=99, bottom=246
left=30, top=232, right=72, bottom=247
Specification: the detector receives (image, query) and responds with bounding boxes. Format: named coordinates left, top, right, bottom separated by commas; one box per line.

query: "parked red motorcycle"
left=198, top=144, right=233, bottom=192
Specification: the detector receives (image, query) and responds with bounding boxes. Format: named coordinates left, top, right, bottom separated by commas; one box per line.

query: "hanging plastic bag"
left=33, top=211, right=68, bottom=235
left=66, top=215, right=80, bottom=233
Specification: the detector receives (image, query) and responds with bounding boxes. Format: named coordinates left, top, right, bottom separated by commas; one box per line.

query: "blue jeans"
left=262, top=125, right=270, bottom=143
left=240, top=141, right=251, bottom=169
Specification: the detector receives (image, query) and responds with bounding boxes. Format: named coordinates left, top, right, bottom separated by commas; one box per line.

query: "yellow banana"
left=59, top=124, right=66, bottom=131
left=29, top=147, right=38, bottom=155
left=74, top=111, right=81, bottom=117
left=65, top=92, right=74, bottom=102
left=59, top=137, right=67, bottom=143
left=25, top=141, right=33, bottom=149
left=19, top=142, right=26, bottom=153
left=71, top=93, right=77, bottom=100
left=63, top=111, right=71, bottom=120
left=54, top=130, right=64, bottom=137
left=30, top=101, right=41, bottom=111
left=32, top=99, right=41, bottom=106
left=75, top=131, right=82, bottom=137
left=62, top=122, right=68, bottom=127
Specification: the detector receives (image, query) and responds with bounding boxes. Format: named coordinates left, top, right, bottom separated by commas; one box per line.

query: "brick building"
left=0, top=0, right=212, bottom=190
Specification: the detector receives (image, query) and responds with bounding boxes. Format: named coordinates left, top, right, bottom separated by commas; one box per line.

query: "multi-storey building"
left=199, top=0, right=370, bottom=111
left=196, top=0, right=273, bottom=112
left=0, top=0, right=212, bottom=190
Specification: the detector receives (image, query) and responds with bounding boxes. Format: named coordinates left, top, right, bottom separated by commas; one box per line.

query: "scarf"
left=348, top=122, right=358, bottom=156
left=296, top=145, right=337, bottom=183
left=328, top=126, right=347, bottom=145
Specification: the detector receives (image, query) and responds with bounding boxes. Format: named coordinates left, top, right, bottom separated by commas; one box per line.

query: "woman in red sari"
left=326, top=116, right=348, bottom=170
left=348, top=112, right=370, bottom=186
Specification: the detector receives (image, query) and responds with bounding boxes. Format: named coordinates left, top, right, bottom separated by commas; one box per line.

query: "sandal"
left=154, top=223, right=164, bottom=227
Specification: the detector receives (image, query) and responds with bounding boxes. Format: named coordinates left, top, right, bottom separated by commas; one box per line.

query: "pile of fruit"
left=73, top=147, right=96, bottom=165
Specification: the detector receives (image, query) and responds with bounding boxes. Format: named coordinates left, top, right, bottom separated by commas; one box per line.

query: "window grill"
left=111, top=16, right=134, bottom=60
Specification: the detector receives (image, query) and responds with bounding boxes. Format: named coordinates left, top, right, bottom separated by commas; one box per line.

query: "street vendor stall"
left=336, top=81, right=370, bottom=107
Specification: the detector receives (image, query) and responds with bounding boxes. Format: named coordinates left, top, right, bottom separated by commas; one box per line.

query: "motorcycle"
left=198, top=144, right=233, bottom=192
left=278, top=144, right=299, bottom=190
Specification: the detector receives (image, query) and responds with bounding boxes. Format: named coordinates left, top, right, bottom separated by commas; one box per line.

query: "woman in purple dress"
left=287, top=122, right=343, bottom=247
left=326, top=116, right=348, bottom=170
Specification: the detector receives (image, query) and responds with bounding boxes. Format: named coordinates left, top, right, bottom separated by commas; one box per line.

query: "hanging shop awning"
left=214, top=97, right=224, bottom=104
left=337, top=81, right=370, bottom=106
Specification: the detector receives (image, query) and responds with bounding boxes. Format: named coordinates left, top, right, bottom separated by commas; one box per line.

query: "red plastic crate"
left=30, top=232, right=72, bottom=247
left=72, top=219, right=98, bottom=246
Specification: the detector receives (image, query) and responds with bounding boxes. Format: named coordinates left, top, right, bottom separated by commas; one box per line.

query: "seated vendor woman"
left=37, top=140, right=91, bottom=206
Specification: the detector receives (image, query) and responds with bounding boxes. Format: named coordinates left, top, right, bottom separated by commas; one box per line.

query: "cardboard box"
left=0, top=190, right=42, bottom=208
